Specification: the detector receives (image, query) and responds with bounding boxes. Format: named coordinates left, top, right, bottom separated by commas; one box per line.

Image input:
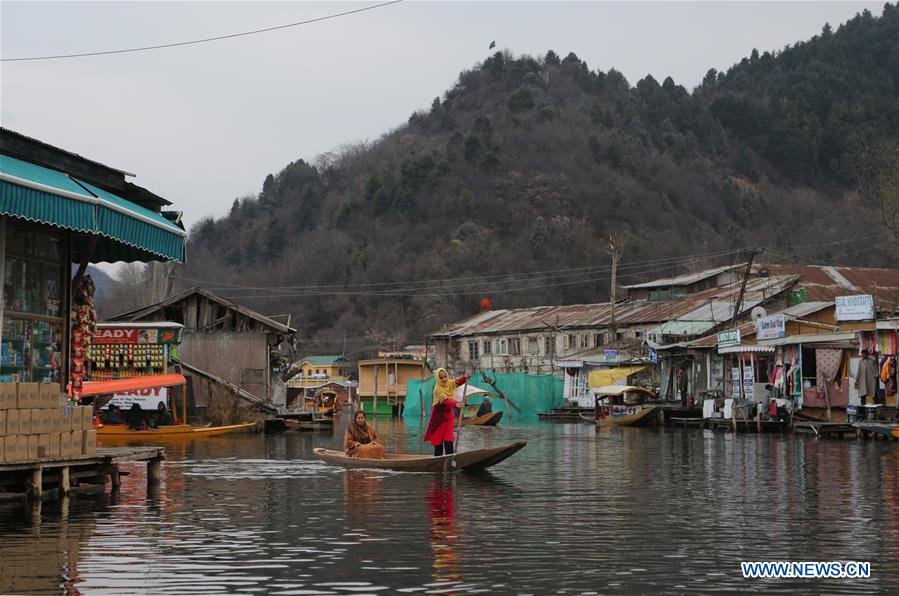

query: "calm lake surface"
left=1, top=418, right=897, bottom=594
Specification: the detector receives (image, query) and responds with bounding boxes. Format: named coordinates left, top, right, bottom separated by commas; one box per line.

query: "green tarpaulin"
left=404, top=372, right=563, bottom=422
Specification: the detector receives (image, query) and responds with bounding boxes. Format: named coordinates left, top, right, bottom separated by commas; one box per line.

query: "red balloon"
left=480, top=298, right=491, bottom=311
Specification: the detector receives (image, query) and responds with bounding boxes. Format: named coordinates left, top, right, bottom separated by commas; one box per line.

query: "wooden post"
left=59, top=466, right=71, bottom=497
left=373, top=363, right=379, bottom=423
left=27, top=467, right=43, bottom=500
left=147, top=458, right=162, bottom=485
left=109, top=467, right=121, bottom=493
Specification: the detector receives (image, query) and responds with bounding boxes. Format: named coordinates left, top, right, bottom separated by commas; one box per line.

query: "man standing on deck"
left=856, top=350, right=880, bottom=405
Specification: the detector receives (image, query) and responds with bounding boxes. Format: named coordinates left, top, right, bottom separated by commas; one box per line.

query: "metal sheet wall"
left=179, top=332, right=269, bottom=401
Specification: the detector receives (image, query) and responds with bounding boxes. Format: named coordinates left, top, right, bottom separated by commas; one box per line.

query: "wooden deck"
left=0, top=447, right=164, bottom=501
left=793, top=421, right=857, bottom=439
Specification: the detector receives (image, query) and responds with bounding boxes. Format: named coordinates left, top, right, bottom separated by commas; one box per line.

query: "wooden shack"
left=109, top=288, right=296, bottom=418
left=357, top=357, right=428, bottom=417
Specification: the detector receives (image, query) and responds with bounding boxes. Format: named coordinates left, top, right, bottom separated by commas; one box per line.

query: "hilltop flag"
left=489, top=40, right=496, bottom=49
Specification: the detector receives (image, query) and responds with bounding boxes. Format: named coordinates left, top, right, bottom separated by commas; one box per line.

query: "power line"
left=1, top=0, right=405, bottom=62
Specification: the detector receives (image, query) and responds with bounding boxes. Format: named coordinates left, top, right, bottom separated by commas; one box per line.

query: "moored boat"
left=462, top=411, right=503, bottom=426
left=591, top=385, right=658, bottom=427
left=97, top=421, right=257, bottom=440
left=313, top=440, right=527, bottom=473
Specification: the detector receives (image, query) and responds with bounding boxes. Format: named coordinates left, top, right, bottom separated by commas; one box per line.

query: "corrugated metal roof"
left=432, top=274, right=799, bottom=337
left=645, top=320, right=717, bottom=337
left=622, top=263, right=744, bottom=289
left=759, top=264, right=899, bottom=309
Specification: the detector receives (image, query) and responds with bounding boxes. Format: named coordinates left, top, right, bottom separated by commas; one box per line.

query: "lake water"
left=1, top=418, right=897, bottom=594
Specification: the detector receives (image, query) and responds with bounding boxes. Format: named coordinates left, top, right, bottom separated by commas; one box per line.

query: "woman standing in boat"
left=344, top=410, right=385, bottom=459
left=425, top=368, right=469, bottom=456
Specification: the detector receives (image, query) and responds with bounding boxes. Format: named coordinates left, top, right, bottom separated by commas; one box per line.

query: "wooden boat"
left=313, top=440, right=527, bottom=473
left=462, top=411, right=503, bottom=426
left=97, top=422, right=257, bottom=440
left=592, top=385, right=659, bottom=427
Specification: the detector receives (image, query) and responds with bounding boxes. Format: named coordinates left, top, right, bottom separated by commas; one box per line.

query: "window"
left=467, top=341, right=479, bottom=361
left=581, top=334, right=589, bottom=348
left=527, top=337, right=539, bottom=354
left=567, top=334, right=576, bottom=349
left=634, top=329, right=644, bottom=338
left=497, top=339, right=508, bottom=355
left=593, top=334, right=601, bottom=348
left=483, top=340, right=492, bottom=355
left=509, top=338, right=521, bottom=356
left=544, top=336, right=553, bottom=355
left=2, top=222, right=64, bottom=384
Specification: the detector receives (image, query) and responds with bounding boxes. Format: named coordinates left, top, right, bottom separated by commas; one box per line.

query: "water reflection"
left=1, top=423, right=898, bottom=594
left=426, top=478, right=461, bottom=586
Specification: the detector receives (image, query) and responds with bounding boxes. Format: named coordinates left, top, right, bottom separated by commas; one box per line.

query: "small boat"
left=592, top=385, right=659, bottom=427
left=313, top=440, right=527, bottom=473
left=462, top=411, right=503, bottom=426
left=97, top=422, right=257, bottom=440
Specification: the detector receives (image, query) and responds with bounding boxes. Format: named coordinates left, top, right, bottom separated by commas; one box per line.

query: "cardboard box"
left=81, top=406, right=94, bottom=430
left=58, top=393, right=68, bottom=408
left=61, top=407, right=74, bottom=433
left=0, top=436, right=5, bottom=463
left=17, top=409, right=31, bottom=436
left=70, top=431, right=83, bottom=457
left=37, top=434, right=51, bottom=459
left=82, top=430, right=97, bottom=456
left=48, top=432, right=61, bottom=459
left=59, top=431, right=72, bottom=457
left=41, top=409, right=53, bottom=435
left=0, top=410, right=5, bottom=437
left=16, top=383, right=39, bottom=409
left=39, top=383, right=59, bottom=408
left=0, top=383, right=16, bottom=410
left=1, top=436, right=13, bottom=462
left=26, top=435, right=38, bottom=460
left=49, top=410, right=61, bottom=434
left=28, top=409, right=43, bottom=435
left=5, top=409, right=20, bottom=436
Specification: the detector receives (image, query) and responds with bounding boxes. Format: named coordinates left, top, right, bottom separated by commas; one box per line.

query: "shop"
left=1, top=129, right=187, bottom=397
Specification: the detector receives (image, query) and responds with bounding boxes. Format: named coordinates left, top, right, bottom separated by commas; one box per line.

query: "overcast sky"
left=1, top=1, right=885, bottom=231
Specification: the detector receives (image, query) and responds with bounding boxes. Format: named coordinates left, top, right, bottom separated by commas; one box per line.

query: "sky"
left=1, top=1, right=886, bottom=233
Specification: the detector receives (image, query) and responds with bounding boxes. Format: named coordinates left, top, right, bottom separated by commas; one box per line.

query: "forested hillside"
left=111, top=4, right=899, bottom=355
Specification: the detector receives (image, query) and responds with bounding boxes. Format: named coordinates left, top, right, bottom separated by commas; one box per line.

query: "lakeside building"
left=286, top=355, right=354, bottom=388
left=1, top=128, right=186, bottom=398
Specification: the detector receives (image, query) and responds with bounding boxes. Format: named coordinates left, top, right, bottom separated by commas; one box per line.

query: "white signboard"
left=742, top=366, right=754, bottom=394
left=731, top=367, right=741, bottom=396
left=835, top=295, right=875, bottom=321
left=756, top=314, right=786, bottom=340
left=105, top=386, right=169, bottom=410
left=717, top=329, right=741, bottom=347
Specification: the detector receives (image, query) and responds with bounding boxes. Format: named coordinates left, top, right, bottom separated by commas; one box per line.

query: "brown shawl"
left=345, top=412, right=379, bottom=451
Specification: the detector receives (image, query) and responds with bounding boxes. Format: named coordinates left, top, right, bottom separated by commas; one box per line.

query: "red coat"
left=424, top=375, right=468, bottom=446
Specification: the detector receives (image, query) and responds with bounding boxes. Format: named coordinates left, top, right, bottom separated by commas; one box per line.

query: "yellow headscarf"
left=432, top=368, right=457, bottom=407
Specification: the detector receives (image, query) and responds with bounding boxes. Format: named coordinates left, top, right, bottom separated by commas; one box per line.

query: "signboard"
left=648, top=348, right=658, bottom=364
left=93, top=326, right=180, bottom=345
left=105, top=386, right=169, bottom=410
left=835, top=295, right=875, bottom=321
left=742, top=365, right=754, bottom=395
left=602, top=349, right=620, bottom=364
left=756, top=314, right=786, bottom=341
left=730, top=367, right=741, bottom=396
left=718, top=329, right=741, bottom=348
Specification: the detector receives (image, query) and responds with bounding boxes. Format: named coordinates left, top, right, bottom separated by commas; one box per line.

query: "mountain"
left=155, top=4, right=898, bottom=355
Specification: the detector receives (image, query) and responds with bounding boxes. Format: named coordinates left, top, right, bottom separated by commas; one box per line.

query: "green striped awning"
left=0, top=154, right=185, bottom=262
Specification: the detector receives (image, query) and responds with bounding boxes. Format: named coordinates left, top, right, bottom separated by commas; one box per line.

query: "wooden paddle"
left=452, top=366, right=478, bottom=465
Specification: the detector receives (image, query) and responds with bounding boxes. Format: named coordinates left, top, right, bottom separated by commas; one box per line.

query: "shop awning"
left=718, top=345, right=775, bottom=354
left=77, top=373, right=187, bottom=397
left=0, top=154, right=186, bottom=262
left=588, top=366, right=647, bottom=388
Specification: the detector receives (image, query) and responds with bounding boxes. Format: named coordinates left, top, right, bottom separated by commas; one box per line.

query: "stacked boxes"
left=0, top=382, right=97, bottom=463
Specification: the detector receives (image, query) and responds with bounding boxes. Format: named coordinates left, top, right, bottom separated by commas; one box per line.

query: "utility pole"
left=605, top=232, right=626, bottom=340
left=730, top=248, right=761, bottom=326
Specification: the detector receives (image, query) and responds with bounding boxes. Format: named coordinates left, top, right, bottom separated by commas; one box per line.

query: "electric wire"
left=1, top=0, right=405, bottom=62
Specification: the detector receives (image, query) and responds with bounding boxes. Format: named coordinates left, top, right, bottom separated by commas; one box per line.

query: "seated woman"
left=103, top=404, right=126, bottom=424
left=344, top=410, right=385, bottom=459
left=476, top=396, right=493, bottom=417
left=156, top=401, right=174, bottom=426
left=126, top=403, right=147, bottom=430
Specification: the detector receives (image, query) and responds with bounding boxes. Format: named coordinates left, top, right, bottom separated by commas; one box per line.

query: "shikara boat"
left=313, top=440, right=527, bottom=473
left=97, top=422, right=257, bottom=440
left=591, top=385, right=659, bottom=427
left=462, top=411, right=504, bottom=426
